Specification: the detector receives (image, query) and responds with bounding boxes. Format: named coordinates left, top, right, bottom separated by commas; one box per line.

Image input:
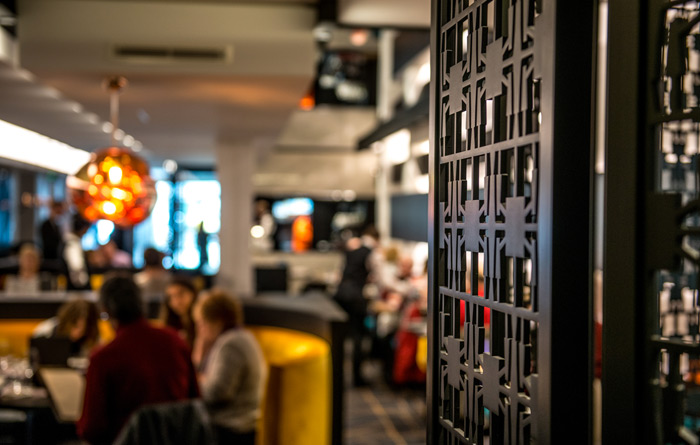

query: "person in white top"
left=251, top=200, right=276, bottom=252
left=63, top=214, right=91, bottom=290
left=192, top=289, right=266, bottom=445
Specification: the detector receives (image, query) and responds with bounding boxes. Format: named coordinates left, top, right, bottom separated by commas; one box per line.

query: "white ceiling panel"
left=338, top=0, right=430, bottom=29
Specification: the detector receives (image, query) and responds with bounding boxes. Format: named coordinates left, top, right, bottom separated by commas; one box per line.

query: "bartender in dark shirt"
left=77, top=276, right=199, bottom=444
left=40, top=200, right=65, bottom=261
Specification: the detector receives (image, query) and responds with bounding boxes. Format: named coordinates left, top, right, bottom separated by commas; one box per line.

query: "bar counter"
left=0, top=291, right=348, bottom=445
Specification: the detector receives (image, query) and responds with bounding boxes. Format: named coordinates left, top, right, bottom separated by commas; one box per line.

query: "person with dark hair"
left=77, top=276, right=199, bottom=444
left=39, top=200, right=65, bottom=261
left=5, top=244, right=43, bottom=293
left=159, top=277, right=197, bottom=348
left=33, top=298, right=100, bottom=356
left=134, top=247, right=170, bottom=296
left=100, top=239, right=132, bottom=268
left=63, top=214, right=91, bottom=290
left=192, top=290, right=266, bottom=445
left=334, top=225, right=380, bottom=386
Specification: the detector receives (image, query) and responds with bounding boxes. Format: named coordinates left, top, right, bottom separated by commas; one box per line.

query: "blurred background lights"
left=251, top=225, right=265, bottom=239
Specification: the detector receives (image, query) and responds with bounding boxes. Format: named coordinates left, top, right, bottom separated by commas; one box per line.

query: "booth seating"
left=0, top=320, right=332, bottom=445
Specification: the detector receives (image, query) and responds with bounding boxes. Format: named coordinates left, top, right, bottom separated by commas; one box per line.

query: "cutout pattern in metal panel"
left=436, top=0, right=541, bottom=442
left=649, top=3, right=700, bottom=443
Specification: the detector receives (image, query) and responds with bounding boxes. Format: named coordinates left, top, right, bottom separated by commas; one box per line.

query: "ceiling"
left=337, top=0, right=430, bottom=28
left=16, top=0, right=316, bottom=163
left=0, top=0, right=428, bottom=196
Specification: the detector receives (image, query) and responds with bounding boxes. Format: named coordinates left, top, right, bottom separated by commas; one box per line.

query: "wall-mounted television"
left=391, top=194, right=428, bottom=242
left=271, top=197, right=314, bottom=224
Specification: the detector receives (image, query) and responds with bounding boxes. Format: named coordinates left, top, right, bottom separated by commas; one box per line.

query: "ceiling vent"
left=111, top=45, right=233, bottom=64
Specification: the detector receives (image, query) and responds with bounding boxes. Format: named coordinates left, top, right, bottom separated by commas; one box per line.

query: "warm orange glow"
left=85, top=206, right=98, bottom=220
left=291, top=215, right=313, bottom=252
left=111, top=188, right=127, bottom=200
left=350, top=29, right=369, bottom=47
left=102, top=201, right=116, bottom=215
left=108, top=166, right=123, bottom=184
left=68, top=146, right=156, bottom=226
left=299, top=94, right=315, bottom=111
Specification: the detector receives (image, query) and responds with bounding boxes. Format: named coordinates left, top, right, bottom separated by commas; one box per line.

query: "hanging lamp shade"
left=68, top=146, right=156, bottom=226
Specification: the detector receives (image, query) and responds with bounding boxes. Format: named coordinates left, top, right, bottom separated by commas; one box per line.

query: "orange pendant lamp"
left=68, top=77, right=156, bottom=226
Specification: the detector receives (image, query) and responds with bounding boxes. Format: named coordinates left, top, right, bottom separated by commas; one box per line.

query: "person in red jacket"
left=77, top=276, right=199, bottom=444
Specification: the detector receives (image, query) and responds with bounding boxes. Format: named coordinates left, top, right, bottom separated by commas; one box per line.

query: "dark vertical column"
left=546, top=2, right=595, bottom=443
left=602, top=0, right=644, bottom=442
left=16, top=169, right=36, bottom=244
left=426, top=0, right=440, bottom=443
left=330, top=320, right=346, bottom=445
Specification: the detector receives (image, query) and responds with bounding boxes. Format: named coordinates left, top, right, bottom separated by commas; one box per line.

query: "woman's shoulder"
left=217, top=328, right=248, bottom=344
left=215, top=329, right=259, bottom=353
left=33, top=317, right=58, bottom=337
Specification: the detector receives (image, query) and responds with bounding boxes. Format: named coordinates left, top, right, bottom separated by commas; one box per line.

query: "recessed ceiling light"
left=415, top=174, right=430, bottom=194
left=350, top=29, right=369, bottom=47
left=131, top=141, right=143, bottom=152
left=313, top=24, right=333, bottom=42
left=163, top=159, right=178, bottom=174
left=331, top=190, right=343, bottom=201
left=416, top=62, right=431, bottom=86
left=415, top=140, right=429, bottom=155
left=385, top=129, right=411, bottom=165
left=137, top=109, right=150, bottom=124
left=0, top=119, right=91, bottom=175
left=45, top=88, right=62, bottom=99
left=16, top=69, right=34, bottom=81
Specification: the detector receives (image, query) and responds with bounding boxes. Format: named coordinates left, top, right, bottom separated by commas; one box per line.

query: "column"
left=216, top=144, right=254, bottom=296
left=375, top=29, right=397, bottom=241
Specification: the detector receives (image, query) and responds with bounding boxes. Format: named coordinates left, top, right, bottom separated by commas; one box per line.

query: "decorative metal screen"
left=435, top=0, right=541, bottom=442
left=647, top=2, right=700, bottom=442
left=604, top=0, right=700, bottom=442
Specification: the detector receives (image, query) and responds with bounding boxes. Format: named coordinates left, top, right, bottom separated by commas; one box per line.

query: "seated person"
left=159, top=277, right=197, bottom=348
left=33, top=298, right=100, bottom=357
left=101, top=240, right=132, bottom=269
left=4, top=244, right=46, bottom=293
left=192, top=290, right=266, bottom=445
left=134, top=247, right=171, bottom=296
left=77, top=276, right=199, bottom=445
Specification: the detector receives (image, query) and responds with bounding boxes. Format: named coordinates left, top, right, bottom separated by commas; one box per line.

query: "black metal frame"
left=602, top=0, right=646, bottom=442
left=428, top=0, right=595, bottom=442
left=604, top=1, right=700, bottom=443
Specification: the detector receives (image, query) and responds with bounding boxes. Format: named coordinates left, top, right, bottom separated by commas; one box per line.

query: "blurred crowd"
left=19, top=274, right=265, bottom=445
left=0, top=201, right=267, bottom=444
left=0, top=197, right=428, bottom=438
left=333, top=226, right=428, bottom=389
left=0, top=201, right=141, bottom=294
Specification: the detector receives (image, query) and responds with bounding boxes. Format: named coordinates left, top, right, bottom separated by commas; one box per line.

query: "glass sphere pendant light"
left=68, top=77, right=156, bottom=226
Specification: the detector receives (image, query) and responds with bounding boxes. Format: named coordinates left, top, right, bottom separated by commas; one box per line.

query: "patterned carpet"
left=344, top=361, right=427, bottom=445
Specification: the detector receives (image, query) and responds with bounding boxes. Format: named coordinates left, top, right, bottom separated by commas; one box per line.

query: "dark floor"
left=345, top=359, right=427, bottom=445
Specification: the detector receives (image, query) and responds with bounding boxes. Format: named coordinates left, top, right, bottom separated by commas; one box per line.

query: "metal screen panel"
left=604, top=1, right=700, bottom=443
left=429, top=0, right=594, bottom=443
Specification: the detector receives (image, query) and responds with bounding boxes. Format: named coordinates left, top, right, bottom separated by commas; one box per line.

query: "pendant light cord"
left=110, top=88, right=119, bottom=146
left=105, top=76, right=128, bottom=147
